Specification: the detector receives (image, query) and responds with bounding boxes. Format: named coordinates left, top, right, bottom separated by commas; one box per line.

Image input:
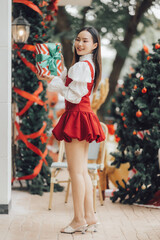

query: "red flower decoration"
left=34, top=34, right=39, bottom=39
left=107, top=124, right=115, bottom=135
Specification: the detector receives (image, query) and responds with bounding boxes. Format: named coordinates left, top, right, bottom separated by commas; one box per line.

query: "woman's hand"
left=36, top=74, right=54, bottom=82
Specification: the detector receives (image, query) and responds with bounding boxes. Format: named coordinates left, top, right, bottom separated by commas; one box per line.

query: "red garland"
left=13, top=0, right=43, bottom=16
left=12, top=0, right=56, bottom=184
left=13, top=43, right=36, bottom=52
left=13, top=81, right=47, bottom=116
left=12, top=121, right=48, bottom=182
left=17, top=51, right=37, bottom=74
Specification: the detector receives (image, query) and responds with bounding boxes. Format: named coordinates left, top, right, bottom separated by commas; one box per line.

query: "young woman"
left=37, top=26, right=105, bottom=234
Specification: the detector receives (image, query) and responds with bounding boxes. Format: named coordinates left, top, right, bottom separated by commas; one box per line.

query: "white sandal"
left=60, top=224, right=88, bottom=234
left=87, top=222, right=100, bottom=232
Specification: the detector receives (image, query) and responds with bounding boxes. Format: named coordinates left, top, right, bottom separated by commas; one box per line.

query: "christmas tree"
left=12, top=0, right=63, bottom=195
left=109, top=40, right=160, bottom=204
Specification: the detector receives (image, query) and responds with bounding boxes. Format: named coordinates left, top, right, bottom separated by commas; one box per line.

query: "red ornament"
left=140, top=76, right=144, bottom=81
left=133, top=130, right=137, bottom=135
left=124, top=124, right=127, bottom=128
left=143, top=45, right=149, bottom=54
left=134, top=85, right=137, bottom=90
left=136, top=110, right=142, bottom=118
left=147, top=56, right=151, bottom=61
left=122, top=91, right=126, bottom=96
left=142, top=87, right=147, bottom=94
left=155, top=43, right=160, bottom=49
left=122, top=117, right=126, bottom=121
left=120, top=112, right=124, bottom=116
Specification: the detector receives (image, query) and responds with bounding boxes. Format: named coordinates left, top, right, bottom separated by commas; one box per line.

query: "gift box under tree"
left=36, top=43, right=62, bottom=77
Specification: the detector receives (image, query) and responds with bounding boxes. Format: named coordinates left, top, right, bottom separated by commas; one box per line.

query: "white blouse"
left=47, top=54, right=95, bottom=104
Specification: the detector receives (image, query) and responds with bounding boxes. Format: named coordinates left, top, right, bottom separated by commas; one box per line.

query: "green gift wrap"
left=36, top=43, right=62, bottom=76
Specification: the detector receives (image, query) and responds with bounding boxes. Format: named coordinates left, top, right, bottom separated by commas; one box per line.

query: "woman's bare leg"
left=63, top=139, right=87, bottom=229
left=83, top=141, right=98, bottom=225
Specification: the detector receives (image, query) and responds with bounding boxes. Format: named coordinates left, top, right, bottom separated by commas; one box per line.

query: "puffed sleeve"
left=48, top=61, right=92, bottom=104
left=68, top=61, right=92, bottom=83
left=60, top=67, right=67, bottom=83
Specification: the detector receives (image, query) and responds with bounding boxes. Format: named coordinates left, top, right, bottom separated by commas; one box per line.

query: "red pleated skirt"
left=52, top=102, right=105, bottom=143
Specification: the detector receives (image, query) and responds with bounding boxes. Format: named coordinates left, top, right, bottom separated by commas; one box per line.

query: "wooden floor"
left=0, top=169, right=160, bottom=240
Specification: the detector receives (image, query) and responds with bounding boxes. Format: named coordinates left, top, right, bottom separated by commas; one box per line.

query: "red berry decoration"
left=136, top=110, right=142, bottom=118
left=134, top=85, right=137, bottom=90
left=133, top=130, right=137, bottom=135
left=147, top=56, right=151, bottom=61
left=142, top=87, right=147, bottom=94
left=140, top=76, right=144, bottom=81
left=122, top=117, right=126, bottom=121
left=155, top=43, right=160, bottom=49
left=124, top=124, right=127, bottom=128
left=122, top=91, right=126, bottom=96
left=120, top=112, right=124, bottom=116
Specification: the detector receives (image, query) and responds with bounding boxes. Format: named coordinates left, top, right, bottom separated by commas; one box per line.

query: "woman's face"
left=74, top=30, right=97, bottom=56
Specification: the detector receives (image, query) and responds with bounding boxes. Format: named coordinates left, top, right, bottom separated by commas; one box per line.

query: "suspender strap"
left=84, top=60, right=94, bottom=80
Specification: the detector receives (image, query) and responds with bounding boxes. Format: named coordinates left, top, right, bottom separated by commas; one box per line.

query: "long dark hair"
left=71, top=26, right=102, bottom=92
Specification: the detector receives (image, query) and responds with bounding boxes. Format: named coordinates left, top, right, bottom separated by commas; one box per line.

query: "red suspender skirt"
left=52, top=60, right=105, bottom=143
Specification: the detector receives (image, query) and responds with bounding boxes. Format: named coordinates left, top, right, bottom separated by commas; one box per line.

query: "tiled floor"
left=0, top=169, right=160, bottom=240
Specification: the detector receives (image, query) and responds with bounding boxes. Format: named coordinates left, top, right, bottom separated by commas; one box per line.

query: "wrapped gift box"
left=36, top=43, right=62, bottom=76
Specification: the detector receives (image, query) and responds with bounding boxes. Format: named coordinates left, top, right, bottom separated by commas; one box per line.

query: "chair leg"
left=65, top=178, right=71, bottom=203
left=48, top=169, right=55, bottom=210
left=97, top=178, right=103, bottom=206
left=93, top=171, right=97, bottom=213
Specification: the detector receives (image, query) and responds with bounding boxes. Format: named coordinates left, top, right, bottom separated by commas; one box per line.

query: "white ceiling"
left=58, top=0, right=92, bottom=6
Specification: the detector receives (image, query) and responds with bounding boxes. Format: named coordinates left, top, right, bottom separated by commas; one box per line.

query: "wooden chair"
left=48, top=122, right=108, bottom=212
